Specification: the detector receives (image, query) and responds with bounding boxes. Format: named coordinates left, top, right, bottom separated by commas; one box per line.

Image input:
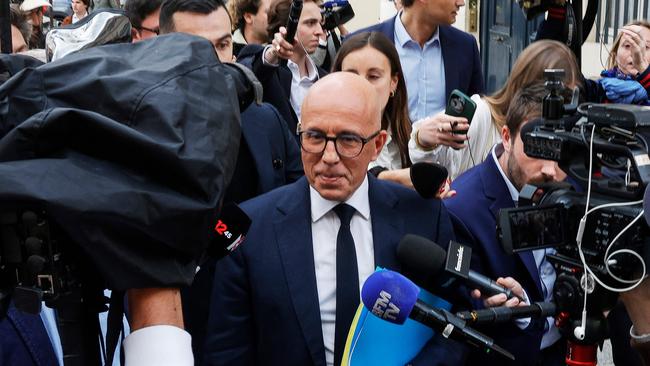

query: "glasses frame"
left=298, top=129, right=381, bottom=158
left=138, top=26, right=160, bottom=35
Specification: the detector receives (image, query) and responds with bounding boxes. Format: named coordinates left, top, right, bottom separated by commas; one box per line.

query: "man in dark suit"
left=158, top=0, right=304, bottom=360
left=204, top=72, right=465, bottom=366
left=351, top=0, right=483, bottom=122
left=237, top=0, right=327, bottom=138
left=444, top=84, right=565, bottom=366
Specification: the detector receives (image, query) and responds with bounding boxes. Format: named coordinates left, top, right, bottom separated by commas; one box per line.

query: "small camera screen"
left=507, top=205, right=565, bottom=250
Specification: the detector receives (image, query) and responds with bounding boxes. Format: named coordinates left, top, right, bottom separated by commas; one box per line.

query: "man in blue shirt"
left=351, top=0, right=483, bottom=121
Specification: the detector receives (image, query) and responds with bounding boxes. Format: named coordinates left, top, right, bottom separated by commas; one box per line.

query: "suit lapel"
left=439, top=26, right=459, bottom=101
left=274, top=178, right=326, bottom=366
left=481, top=157, right=543, bottom=296
left=368, top=176, right=403, bottom=271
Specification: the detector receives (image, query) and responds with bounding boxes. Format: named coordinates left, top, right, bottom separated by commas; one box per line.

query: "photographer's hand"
left=471, top=277, right=528, bottom=308
left=264, top=27, right=295, bottom=65
left=416, top=113, right=469, bottom=150
left=620, top=276, right=650, bottom=334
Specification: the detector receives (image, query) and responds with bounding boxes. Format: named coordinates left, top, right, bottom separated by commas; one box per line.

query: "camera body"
left=497, top=69, right=650, bottom=330
left=321, top=0, right=354, bottom=31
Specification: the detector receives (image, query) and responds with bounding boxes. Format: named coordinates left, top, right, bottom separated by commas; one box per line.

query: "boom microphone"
left=284, top=0, right=303, bottom=44
left=410, top=162, right=448, bottom=199
left=397, top=235, right=522, bottom=301
left=456, top=302, right=556, bottom=325
left=361, top=270, right=515, bottom=361
left=207, top=203, right=251, bottom=259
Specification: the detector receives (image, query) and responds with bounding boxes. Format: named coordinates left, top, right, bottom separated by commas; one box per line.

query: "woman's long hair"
left=485, top=40, right=581, bottom=129
left=332, top=32, right=412, bottom=168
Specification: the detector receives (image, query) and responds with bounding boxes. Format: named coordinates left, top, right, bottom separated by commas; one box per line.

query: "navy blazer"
left=351, top=16, right=484, bottom=103
left=0, top=304, right=58, bottom=366
left=237, top=44, right=328, bottom=139
left=444, top=155, right=549, bottom=366
left=203, top=175, right=466, bottom=366
left=240, top=102, right=304, bottom=192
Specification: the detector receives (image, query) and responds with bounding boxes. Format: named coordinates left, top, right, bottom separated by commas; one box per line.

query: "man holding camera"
left=237, top=0, right=327, bottom=138
left=444, top=83, right=566, bottom=366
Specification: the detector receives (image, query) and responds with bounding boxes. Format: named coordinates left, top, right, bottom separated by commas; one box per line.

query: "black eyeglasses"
left=138, top=26, right=160, bottom=35
left=299, top=129, right=381, bottom=158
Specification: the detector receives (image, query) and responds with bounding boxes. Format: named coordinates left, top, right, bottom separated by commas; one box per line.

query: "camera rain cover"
left=0, top=34, right=241, bottom=290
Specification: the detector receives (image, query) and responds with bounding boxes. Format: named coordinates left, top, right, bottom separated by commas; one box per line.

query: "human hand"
left=416, top=113, right=469, bottom=150
left=265, top=26, right=296, bottom=64
left=436, top=178, right=456, bottom=199
left=619, top=25, right=649, bottom=75
left=471, top=277, right=528, bottom=308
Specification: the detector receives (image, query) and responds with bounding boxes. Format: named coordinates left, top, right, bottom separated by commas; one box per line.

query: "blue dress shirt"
left=393, top=12, right=447, bottom=122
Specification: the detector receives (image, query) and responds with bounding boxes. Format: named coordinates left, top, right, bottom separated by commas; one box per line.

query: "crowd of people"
left=2, top=0, right=650, bottom=365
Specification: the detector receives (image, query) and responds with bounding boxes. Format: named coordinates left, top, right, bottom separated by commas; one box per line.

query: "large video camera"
left=497, top=70, right=650, bottom=350
left=321, top=0, right=354, bottom=31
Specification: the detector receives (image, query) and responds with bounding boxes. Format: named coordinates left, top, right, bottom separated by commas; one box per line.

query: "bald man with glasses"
left=204, top=72, right=466, bottom=366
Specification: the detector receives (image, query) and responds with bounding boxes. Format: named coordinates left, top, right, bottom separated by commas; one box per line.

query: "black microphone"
left=362, top=270, right=515, bottom=361
left=397, top=234, right=523, bottom=301
left=410, top=162, right=448, bottom=199
left=456, top=302, right=556, bottom=325
left=207, top=202, right=251, bottom=260
left=284, top=0, right=304, bottom=44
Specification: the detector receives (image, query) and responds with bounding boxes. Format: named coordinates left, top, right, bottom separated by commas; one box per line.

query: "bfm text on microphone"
left=397, top=234, right=524, bottom=301
left=361, top=270, right=515, bottom=361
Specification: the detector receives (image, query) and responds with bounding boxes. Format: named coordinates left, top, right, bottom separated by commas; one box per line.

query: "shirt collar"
left=310, top=174, right=371, bottom=223
left=394, top=11, right=440, bottom=48
left=491, top=143, right=519, bottom=202
left=287, top=56, right=319, bottom=82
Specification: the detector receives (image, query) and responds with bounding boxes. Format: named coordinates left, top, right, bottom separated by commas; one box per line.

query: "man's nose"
left=321, top=140, right=340, bottom=163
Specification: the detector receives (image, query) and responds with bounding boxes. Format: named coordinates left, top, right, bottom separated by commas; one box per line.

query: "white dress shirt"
left=288, top=57, right=319, bottom=121
left=491, top=144, right=563, bottom=349
left=123, top=325, right=193, bottom=366
left=310, top=175, right=375, bottom=366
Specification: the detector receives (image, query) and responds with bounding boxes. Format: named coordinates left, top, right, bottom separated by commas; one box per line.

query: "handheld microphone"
left=397, top=235, right=523, bottom=301
left=284, top=0, right=304, bottom=44
left=361, top=270, right=515, bottom=361
left=456, top=302, right=556, bottom=325
left=410, top=162, right=448, bottom=199
left=207, top=202, right=251, bottom=260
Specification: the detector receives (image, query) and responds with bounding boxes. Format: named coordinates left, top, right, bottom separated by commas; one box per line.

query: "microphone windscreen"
left=397, top=234, right=447, bottom=287
left=410, top=162, right=448, bottom=199
left=644, top=184, right=650, bottom=226
left=209, top=202, right=252, bottom=258
left=361, top=270, right=420, bottom=325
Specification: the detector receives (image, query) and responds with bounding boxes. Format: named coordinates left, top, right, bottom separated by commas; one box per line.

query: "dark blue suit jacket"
left=203, top=175, right=466, bottom=366
left=0, top=304, right=58, bottom=366
left=240, top=102, right=303, bottom=192
left=351, top=15, right=484, bottom=102
left=237, top=45, right=328, bottom=139
left=444, top=154, right=548, bottom=366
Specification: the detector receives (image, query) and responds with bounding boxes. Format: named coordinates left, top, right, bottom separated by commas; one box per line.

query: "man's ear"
left=243, top=12, right=254, bottom=26
left=501, top=125, right=512, bottom=154
left=131, top=28, right=141, bottom=42
left=371, top=130, right=388, bottom=161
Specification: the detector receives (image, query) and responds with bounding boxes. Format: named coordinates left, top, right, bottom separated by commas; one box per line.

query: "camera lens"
left=451, top=97, right=464, bottom=114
